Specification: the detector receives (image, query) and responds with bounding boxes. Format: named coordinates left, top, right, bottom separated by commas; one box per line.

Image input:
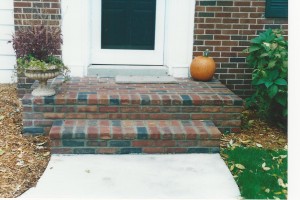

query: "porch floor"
left=29, top=76, right=243, bottom=101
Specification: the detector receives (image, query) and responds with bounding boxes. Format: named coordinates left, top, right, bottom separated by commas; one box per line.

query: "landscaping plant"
left=244, top=29, right=288, bottom=128
left=11, top=24, right=69, bottom=79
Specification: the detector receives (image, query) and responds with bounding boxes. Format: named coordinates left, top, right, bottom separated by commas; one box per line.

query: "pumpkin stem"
left=204, top=49, right=210, bottom=57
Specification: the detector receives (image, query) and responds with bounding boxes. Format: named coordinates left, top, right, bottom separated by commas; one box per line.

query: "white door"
left=91, top=0, right=165, bottom=65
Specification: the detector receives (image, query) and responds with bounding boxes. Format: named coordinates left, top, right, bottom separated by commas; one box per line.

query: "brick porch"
left=22, top=76, right=243, bottom=154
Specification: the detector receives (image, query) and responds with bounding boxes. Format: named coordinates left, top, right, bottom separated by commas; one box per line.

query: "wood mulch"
left=0, top=84, right=50, bottom=198
left=0, top=84, right=288, bottom=197
left=221, top=110, right=287, bottom=150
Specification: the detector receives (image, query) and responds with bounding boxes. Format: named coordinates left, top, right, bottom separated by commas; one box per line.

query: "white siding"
left=0, top=0, right=16, bottom=83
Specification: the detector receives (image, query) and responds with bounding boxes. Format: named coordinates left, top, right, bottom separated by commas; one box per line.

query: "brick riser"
left=22, top=77, right=243, bottom=135
left=50, top=120, right=220, bottom=154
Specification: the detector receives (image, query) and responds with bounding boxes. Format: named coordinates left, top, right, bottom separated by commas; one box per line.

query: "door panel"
left=101, top=0, right=156, bottom=50
left=91, top=0, right=165, bottom=65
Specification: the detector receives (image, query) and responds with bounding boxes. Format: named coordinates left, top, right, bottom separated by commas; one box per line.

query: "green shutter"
left=265, top=0, right=288, bottom=18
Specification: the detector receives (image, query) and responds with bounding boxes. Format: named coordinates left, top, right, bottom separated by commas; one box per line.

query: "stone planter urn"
left=24, top=65, right=60, bottom=97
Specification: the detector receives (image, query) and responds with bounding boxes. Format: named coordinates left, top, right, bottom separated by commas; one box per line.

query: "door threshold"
left=88, top=65, right=169, bottom=77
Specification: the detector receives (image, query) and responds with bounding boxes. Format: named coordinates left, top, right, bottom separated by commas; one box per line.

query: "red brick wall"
left=14, top=0, right=61, bottom=29
left=193, top=0, right=288, bottom=98
left=13, top=0, right=62, bottom=97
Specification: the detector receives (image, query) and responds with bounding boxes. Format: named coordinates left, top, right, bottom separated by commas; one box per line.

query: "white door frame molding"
left=61, top=0, right=91, bottom=77
left=164, top=0, right=195, bottom=77
left=61, top=0, right=195, bottom=77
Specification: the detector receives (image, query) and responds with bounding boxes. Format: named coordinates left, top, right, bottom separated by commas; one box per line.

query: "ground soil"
left=0, top=84, right=288, bottom=198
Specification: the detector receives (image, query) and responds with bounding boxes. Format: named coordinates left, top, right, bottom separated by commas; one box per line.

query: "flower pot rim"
left=26, top=65, right=59, bottom=71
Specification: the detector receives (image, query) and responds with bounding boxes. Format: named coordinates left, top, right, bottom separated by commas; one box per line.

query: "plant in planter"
left=11, top=24, right=70, bottom=96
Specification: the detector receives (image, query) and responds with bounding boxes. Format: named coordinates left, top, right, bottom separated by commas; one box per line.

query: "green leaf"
left=260, top=53, right=269, bottom=58
left=268, top=60, right=276, bottom=68
left=268, top=70, right=279, bottom=81
left=268, top=85, right=278, bottom=98
left=274, top=53, right=281, bottom=58
left=265, top=82, right=273, bottom=88
left=249, top=46, right=261, bottom=53
left=280, top=51, right=287, bottom=57
left=283, top=108, right=288, bottom=117
left=251, top=37, right=262, bottom=44
left=255, top=79, right=266, bottom=85
left=275, top=94, right=287, bottom=106
left=283, top=61, right=288, bottom=68
left=275, top=78, right=287, bottom=86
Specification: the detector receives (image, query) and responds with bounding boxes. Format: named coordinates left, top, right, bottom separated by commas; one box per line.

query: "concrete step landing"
left=87, top=65, right=169, bottom=77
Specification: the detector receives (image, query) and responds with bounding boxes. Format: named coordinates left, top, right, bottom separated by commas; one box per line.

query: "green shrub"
left=244, top=29, right=288, bottom=128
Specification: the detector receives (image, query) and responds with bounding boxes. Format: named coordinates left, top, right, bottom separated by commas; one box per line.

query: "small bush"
left=12, top=25, right=62, bottom=61
left=244, top=29, right=288, bottom=128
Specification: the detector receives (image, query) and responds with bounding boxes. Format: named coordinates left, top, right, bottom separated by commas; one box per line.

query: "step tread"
left=22, top=77, right=243, bottom=106
left=49, top=119, right=221, bottom=140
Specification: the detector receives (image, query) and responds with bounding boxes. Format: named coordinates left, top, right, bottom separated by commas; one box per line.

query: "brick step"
left=50, top=119, right=221, bottom=154
left=22, top=77, right=243, bottom=135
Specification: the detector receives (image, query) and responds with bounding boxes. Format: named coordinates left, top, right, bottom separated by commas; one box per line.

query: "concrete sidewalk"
left=20, top=154, right=240, bottom=199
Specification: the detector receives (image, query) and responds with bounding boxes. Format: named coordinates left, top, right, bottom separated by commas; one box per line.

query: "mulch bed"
left=0, top=84, right=50, bottom=198
left=221, top=110, right=287, bottom=150
left=0, top=84, right=287, bottom=198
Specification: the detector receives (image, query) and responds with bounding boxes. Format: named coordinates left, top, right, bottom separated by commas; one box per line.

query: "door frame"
left=61, top=0, right=195, bottom=77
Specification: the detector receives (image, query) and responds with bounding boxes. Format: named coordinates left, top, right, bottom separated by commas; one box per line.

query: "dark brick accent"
left=23, top=127, right=44, bottom=134
left=198, top=12, right=214, bottom=17
left=62, top=140, right=84, bottom=147
left=73, top=148, right=95, bottom=154
left=217, top=1, right=233, bottom=6
left=109, top=141, right=131, bottom=147
left=120, top=148, right=142, bottom=154
left=230, top=58, right=246, bottom=63
left=197, top=35, right=214, bottom=40
left=200, top=1, right=216, bottom=6
left=137, top=127, right=148, bottom=139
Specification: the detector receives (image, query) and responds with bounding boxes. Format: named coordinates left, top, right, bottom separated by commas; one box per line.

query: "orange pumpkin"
left=190, top=49, right=216, bottom=81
